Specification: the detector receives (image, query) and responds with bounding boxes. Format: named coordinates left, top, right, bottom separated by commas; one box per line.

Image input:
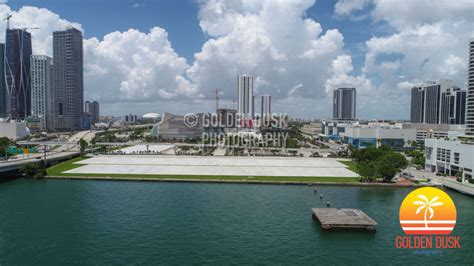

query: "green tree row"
left=352, top=146, right=408, bottom=182
left=405, top=150, right=425, bottom=168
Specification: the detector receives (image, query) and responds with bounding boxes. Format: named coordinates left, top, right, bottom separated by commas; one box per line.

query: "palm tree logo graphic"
left=413, top=195, right=443, bottom=228
left=400, top=187, right=456, bottom=235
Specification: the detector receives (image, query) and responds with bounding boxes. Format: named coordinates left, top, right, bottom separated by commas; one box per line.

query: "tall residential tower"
left=410, top=86, right=425, bottom=123
left=440, top=87, right=466, bottom=125
left=466, top=39, right=474, bottom=138
left=4, top=29, right=32, bottom=120
left=237, top=75, right=254, bottom=118
left=0, top=43, right=6, bottom=118
left=410, top=80, right=466, bottom=125
left=85, top=100, right=100, bottom=124
left=30, top=55, right=53, bottom=129
left=52, top=27, right=84, bottom=130
left=261, top=94, right=271, bottom=117
left=333, top=87, right=356, bottom=120
left=423, top=82, right=441, bottom=124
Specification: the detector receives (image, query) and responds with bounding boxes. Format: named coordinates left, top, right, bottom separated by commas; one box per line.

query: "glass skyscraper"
left=466, top=39, right=474, bottom=138
left=52, top=27, right=84, bottom=130
left=4, top=29, right=32, bottom=120
left=333, top=87, right=356, bottom=120
left=0, top=43, right=6, bottom=118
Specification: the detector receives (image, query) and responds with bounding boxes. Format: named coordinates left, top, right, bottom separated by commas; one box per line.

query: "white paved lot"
left=118, top=144, right=175, bottom=154
left=65, top=155, right=358, bottom=177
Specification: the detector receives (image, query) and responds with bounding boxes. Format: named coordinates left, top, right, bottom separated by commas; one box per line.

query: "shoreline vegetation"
left=44, top=157, right=427, bottom=187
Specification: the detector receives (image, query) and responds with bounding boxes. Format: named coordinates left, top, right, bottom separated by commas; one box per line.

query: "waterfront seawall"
left=45, top=175, right=432, bottom=187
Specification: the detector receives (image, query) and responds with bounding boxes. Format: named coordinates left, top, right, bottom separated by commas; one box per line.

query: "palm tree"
left=78, top=138, right=88, bottom=157
left=413, top=195, right=443, bottom=228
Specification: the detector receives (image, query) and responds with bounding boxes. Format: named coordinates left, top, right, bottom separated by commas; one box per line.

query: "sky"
left=1, top=0, right=473, bottom=119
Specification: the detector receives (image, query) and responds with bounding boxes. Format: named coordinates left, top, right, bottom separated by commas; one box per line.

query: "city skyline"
left=0, top=2, right=474, bottom=265
left=410, top=80, right=467, bottom=125
left=0, top=1, right=472, bottom=119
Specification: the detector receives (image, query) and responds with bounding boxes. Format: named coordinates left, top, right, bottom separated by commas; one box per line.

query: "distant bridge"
left=17, top=141, right=78, bottom=146
left=0, top=151, right=79, bottom=174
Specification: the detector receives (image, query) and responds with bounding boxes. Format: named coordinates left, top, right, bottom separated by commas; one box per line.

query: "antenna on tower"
left=3, top=13, right=12, bottom=29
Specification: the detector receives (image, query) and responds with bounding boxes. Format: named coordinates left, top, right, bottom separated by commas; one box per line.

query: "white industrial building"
left=0, top=121, right=29, bottom=139
left=402, top=123, right=465, bottom=142
left=425, top=139, right=474, bottom=182
left=321, top=120, right=465, bottom=145
left=339, top=123, right=417, bottom=150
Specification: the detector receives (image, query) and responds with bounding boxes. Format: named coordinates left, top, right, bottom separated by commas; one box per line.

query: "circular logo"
left=184, top=113, right=198, bottom=128
left=399, top=187, right=456, bottom=235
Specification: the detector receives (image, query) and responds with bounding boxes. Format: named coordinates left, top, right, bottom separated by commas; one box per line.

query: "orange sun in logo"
left=399, top=187, right=456, bottom=235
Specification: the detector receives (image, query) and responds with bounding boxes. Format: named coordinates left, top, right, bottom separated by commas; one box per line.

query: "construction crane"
left=3, top=13, right=12, bottom=29
left=213, top=88, right=222, bottom=113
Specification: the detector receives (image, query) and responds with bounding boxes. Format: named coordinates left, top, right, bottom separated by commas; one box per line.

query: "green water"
left=0, top=179, right=472, bottom=264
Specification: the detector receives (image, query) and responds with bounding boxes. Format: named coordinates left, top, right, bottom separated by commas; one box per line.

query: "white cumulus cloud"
left=0, top=3, right=201, bottom=112
left=188, top=0, right=349, bottom=103
left=334, top=0, right=369, bottom=16
left=334, top=0, right=474, bottom=119
left=325, top=54, right=373, bottom=95
left=84, top=28, right=201, bottom=103
left=0, top=5, right=82, bottom=55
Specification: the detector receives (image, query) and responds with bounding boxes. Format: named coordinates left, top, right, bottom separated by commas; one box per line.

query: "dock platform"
left=312, top=208, right=378, bottom=232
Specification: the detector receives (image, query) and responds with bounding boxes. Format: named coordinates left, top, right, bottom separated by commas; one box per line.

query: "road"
left=0, top=150, right=80, bottom=173
left=54, top=130, right=99, bottom=152
left=0, top=130, right=101, bottom=173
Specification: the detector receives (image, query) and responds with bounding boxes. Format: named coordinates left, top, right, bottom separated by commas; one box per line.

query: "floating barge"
left=312, top=208, right=378, bottom=232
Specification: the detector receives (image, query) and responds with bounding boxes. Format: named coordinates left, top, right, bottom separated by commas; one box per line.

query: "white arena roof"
left=142, top=113, right=160, bottom=119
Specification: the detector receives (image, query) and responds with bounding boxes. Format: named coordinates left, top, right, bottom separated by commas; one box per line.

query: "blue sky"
left=9, top=0, right=375, bottom=73
left=2, top=0, right=472, bottom=119
left=9, top=0, right=205, bottom=61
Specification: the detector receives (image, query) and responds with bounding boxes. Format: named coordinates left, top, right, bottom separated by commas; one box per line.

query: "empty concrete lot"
left=65, top=155, right=358, bottom=177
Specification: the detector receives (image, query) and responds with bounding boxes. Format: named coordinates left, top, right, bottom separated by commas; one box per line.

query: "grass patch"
left=47, top=157, right=360, bottom=183
left=47, top=156, right=87, bottom=176
left=339, top=160, right=359, bottom=174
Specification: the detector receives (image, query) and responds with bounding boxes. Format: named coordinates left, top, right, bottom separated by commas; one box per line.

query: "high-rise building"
left=4, top=29, right=32, bottom=120
left=0, top=43, right=6, bottom=118
left=30, top=55, right=53, bottom=130
left=410, top=80, right=466, bottom=125
left=333, top=88, right=356, bottom=120
left=237, top=75, right=254, bottom=118
left=91, top=101, right=99, bottom=123
left=423, top=82, right=441, bottom=124
left=84, top=100, right=90, bottom=114
left=466, top=39, right=474, bottom=138
left=440, top=87, right=466, bottom=125
left=85, top=100, right=100, bottom=124
left=410, top=86, right=425, bottom=123
left=52, top=27, right=83, bottom=130
left=261, top=94, right=271, bottom=116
